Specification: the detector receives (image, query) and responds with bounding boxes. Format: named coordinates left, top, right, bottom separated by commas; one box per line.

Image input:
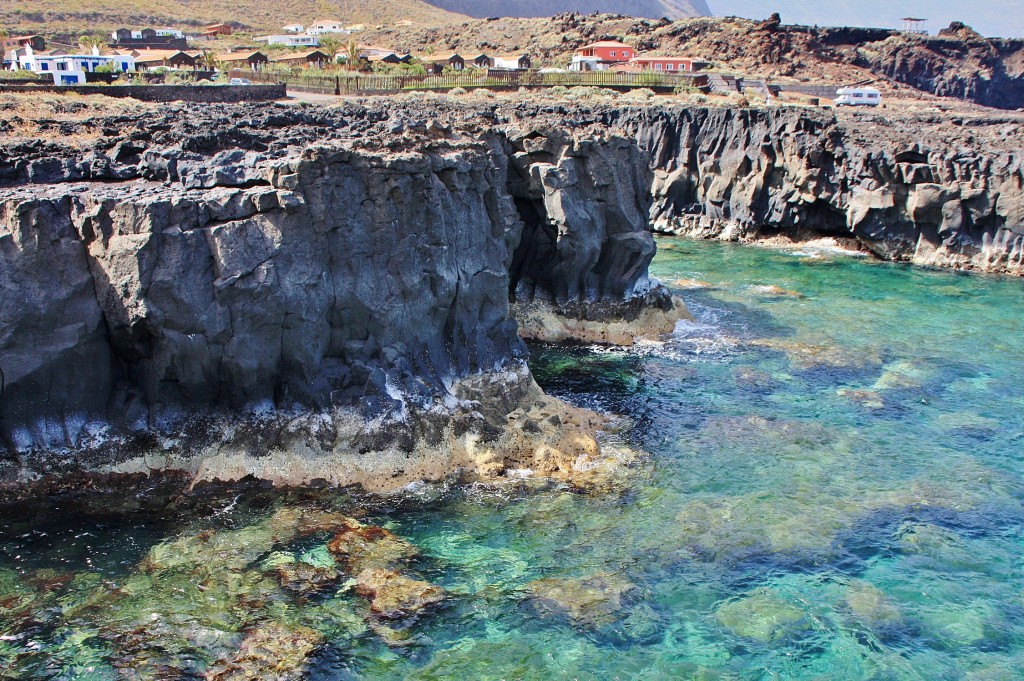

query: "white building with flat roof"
left=14, top=46, right=135, bottom=84
left=262, top=34, right=320, bottom=47
left=307, top=19, right=348, bottom=35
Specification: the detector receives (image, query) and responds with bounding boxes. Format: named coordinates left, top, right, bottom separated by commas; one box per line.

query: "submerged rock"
left=715, top=589, right=808, bottom=643
left=274, top=561, right=339, bottom=598
left=670, top=278, right=713, bottom=290
left=750, top=338, right=883, bottom=371
left=527, top=573, right=639, bottom=629
left=324, top=517, right=448, bottom=626
left=205, top=622, right=323, bottom=680
left=750, top=284, right=804, bottom=298
left=353, top=568, right=447, bottom=621
left=733, top=366, right=780, bottom=391
left=843, top=580, right=904, bottom=631
left=837, top=388, right=885, bottom=409
left=326, top=518, right=420, bottom=572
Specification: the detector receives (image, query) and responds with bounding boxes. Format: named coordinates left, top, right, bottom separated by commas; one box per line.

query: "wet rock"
left=353, top=568, right=447, bottom=620
left=205, top=622, right=323, bottom=680
left=670, top=278, right=713, bottom=289
left=714, top=589, right=808, bottom=643
left=274, top=561, right=339, bottom=598
left=512, top=294, right=691, bottom=346
left=268, top=508, right=354, bottom=539
left=750, top=284, right=804, bottom=298
left=326, top=518, right=419, bottom=572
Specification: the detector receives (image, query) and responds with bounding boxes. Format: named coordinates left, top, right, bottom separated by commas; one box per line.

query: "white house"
left=307, top=19, right=347, bottom=35
left=493, top=54, right=531, bottom=70
left=283, top=24, right=304, bottom=33
left=15, top=46, right=136, bottom=84
left=263, top=34, right=320, bottom=47
left=569, top=56, right=606, bottom=72
left=155, top=28, right=184, bottom=39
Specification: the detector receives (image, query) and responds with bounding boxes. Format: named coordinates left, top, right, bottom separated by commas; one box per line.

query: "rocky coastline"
left=1, top=98, right=1021, bottom=491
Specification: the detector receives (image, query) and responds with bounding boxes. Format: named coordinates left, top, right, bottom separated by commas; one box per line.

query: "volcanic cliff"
left=1, top=98, right=1021, bottom=490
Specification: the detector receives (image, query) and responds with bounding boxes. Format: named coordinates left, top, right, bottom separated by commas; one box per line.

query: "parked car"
left=229, top=77, right=252, bottom=85
left=834, top=87, right=881, bottom=107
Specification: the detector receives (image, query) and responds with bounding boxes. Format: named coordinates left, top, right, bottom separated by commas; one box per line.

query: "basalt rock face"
left=503, top=121, right=690, bottom=344
left=592, top=105, right=1024, bottom=274
left=3, top=99, right=1022, bottom=487
left=0, top=101, right=674, bottom=487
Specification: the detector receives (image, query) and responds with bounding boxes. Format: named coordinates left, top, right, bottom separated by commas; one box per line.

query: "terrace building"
left=13, top=46, right=136, bottom=84
left=260, top=35, right=321, bottom=48
left=110, top=28, right=188, bottom=50
left=308, top=20, right=347, bottom=35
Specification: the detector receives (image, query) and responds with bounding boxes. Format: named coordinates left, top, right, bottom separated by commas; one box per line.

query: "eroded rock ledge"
left=2, top=98, right=1021, bottom=488
left=0, top=100, right=677, bottom=488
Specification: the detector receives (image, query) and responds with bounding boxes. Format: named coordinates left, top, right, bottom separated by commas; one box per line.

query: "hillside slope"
left=0, top=0, right=466, bottom=36
left=362, top=13, right=1024, bottom=108
left=421, top=0, right=710, bottom=20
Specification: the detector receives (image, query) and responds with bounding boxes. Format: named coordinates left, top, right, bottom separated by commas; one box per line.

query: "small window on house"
left=624, top=51, right=630, bottom=58
left=655, top=63, right=663, bottom=70
left=40, top=62, right=48, bottom=70
left=611, top=50, right=617, bottom=57
left=666, top=63, right=674, bottom=70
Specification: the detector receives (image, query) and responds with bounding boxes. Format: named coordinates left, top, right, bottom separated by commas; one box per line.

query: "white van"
left=834, top=87, right=881, bottom=107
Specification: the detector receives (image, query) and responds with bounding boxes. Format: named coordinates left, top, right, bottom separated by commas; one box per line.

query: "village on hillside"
left=1, top=19, right=713, bottom=85
left=3, top=13, right=976, bottom=107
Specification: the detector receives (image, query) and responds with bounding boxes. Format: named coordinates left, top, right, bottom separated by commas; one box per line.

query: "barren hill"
left=0, top=0, right=466, bottom=37
left=420, top=0, right=710, bottom=20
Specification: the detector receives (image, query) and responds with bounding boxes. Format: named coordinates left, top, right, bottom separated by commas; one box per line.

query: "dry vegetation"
left=0, top=93, right=154, bottom=146
left=1, top=0, right=464, bottom=37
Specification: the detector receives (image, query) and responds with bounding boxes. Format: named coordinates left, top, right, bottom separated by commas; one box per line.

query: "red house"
left=629, top=56, right=696, bottom=72
left=203, top=23, right=234, bottom=37
left=576, top=41, right=634, bottom=64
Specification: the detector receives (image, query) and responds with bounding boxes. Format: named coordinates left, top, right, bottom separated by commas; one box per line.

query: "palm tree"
left=319, top=37, right=342, bottom=66
left=344, top=39, right=364, bottom=72
left=199, top=50, right=221, bottom=72
left=78, top=35, right=107, bottom=55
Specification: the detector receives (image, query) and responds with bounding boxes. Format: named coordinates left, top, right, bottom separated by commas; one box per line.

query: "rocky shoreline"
left=1, top=97, right=1022, bottom=490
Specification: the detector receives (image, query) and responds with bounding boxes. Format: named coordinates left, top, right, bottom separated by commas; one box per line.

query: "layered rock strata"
left=603, top=105, right=1024, bottom=274
left=2, top=98, right=1022, bottom=488
left=0, top=101, right=676, bottom=487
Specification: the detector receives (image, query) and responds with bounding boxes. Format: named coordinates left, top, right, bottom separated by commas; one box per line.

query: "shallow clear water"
left=2, top=238, right=1024, bottom=679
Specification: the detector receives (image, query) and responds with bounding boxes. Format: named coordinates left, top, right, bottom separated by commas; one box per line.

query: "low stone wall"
left=0, top=83, right=286, bottom=102
left=773, top=84, right=842, bottom=99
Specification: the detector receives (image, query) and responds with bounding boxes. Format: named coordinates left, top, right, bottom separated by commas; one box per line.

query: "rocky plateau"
left=0, top=97, right=1021, bottom=491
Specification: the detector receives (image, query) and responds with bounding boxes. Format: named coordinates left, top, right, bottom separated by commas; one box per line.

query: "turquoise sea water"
left=2, top=238, right=1023, bottom=679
